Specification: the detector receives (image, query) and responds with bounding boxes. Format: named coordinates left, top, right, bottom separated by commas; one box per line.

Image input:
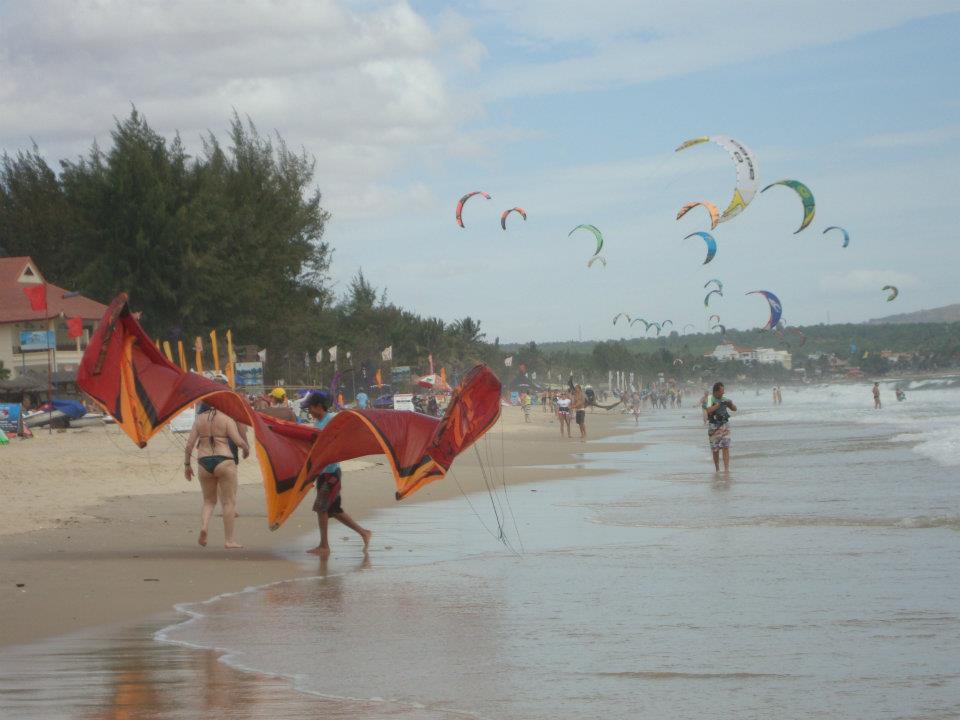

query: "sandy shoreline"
left=1, top=406, right=639, bottom=648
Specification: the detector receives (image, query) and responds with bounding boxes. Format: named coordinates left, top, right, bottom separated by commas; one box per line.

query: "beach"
left=3, top=379, right=960, bottom=719
left=0, top=404, right=636, bottom=647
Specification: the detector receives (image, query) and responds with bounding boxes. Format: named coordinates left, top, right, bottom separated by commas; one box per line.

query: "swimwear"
left=575, top=409, right=586, bottom=425
left=198, top=455, right=233, bottom=474
left=312, top=469, right=343, bottom=515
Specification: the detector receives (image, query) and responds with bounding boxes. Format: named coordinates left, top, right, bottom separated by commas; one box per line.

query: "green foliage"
left=1, top=108, right=330, bottom=364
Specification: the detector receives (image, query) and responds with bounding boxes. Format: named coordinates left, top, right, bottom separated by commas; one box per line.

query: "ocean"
left=2, top=378, right=959, bottom=719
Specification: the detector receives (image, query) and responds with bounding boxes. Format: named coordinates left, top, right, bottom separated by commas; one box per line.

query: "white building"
left=708, top=342, right=792, bottom=369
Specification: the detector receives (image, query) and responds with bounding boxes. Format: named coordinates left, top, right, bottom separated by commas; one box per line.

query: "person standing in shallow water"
left=705, top=381, right=737, bottom=472
left=302, top=392, right=371, bottom=558
left=873, top=382, right=881, bottom=409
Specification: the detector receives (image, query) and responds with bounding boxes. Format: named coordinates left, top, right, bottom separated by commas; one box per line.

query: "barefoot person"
left=705, top=381, right=737, bottom=472
left=572, top=384, right=588, bottom=442
left=302, top=392, right=371, bottom=557
left=184, top=399, right=250, bottom=548
left=872, top=382, right=881, bottom=409
left=556, top=391, right=573, bottom=438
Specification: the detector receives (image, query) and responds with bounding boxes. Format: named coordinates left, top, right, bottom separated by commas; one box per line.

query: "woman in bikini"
left=184, top=402, right=250, bottom=548
left=556, top=391, right=573, bottom=438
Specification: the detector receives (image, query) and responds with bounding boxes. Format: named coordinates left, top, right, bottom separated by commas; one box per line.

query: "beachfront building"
left=707, top=342, right=792, bottom=369
left=0, top=257, right=106, bottom=379
left=709, top=342, right=755, bottom=362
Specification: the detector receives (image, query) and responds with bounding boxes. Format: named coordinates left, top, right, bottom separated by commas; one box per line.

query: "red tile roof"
left=0, top=256, right=107, bottom=323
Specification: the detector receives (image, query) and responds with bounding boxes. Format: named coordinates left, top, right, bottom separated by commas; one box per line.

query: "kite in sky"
left=823, top=225, right=849, bottom=248
left=883, top=285, right=899, bottom=301
left=456, top=191, right=491, bottom=228
left=675, top=135, right=760, bottom=224
left=569, top=224, right=604, bottom=258
left=746, top=290, right=783, bottom=330
left=684, top=231, right=717, bottom=265
left=500, top=207, right=526, bottom=230
left=761, top=179, right=816, bottom=233
left=676, top=201, right=720, bottom=230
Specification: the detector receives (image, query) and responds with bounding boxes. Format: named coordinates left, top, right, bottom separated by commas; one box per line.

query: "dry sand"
left=1, top=405, right=638, bottom=647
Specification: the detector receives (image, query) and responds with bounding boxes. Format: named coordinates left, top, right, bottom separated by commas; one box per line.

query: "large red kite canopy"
left=77, top=294, right=502, bottom=530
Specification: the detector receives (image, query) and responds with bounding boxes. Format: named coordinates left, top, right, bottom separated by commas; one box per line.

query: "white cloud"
left=0, top=0, right=487, bottom=220
left=820, top=270, right=918, bottom=294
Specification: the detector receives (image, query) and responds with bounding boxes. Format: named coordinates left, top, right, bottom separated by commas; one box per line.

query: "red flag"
left=67, top=316, right=84, bottom=339
left=23, top=284, right=47, bottom=311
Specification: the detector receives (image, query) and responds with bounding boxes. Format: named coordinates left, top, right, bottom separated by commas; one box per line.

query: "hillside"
left=502, top=320, right=960, bottom=361
left=867, top=303, right=960, bottom=325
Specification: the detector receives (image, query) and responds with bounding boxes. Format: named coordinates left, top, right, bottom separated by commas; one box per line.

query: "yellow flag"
left=209, top=330, right=221, bottom=373
left=162, top=340, right=174, bottom=363
left=225, top=330, right=236, bottom=388
left=177, top=340, right=187, bottom=372
left=194, top=336, right=204, bottom=373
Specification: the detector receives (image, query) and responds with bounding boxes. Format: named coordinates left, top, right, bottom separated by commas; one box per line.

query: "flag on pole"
left=329, top=345, right=338, bottom=364
left=66, top=316, right=84, bottom=339
left=346, top=351, right=352, bottom=361
left=304, top=352, right=310, bottom=369
left=440, top=367, right=446, bottom=386
left=504, top=356, right=513, bottom=367
left=177, top=340, right=187, bottom=372
left=194, top=337, right=204, bottom=373
left=225, top=330, right=236, bottom=388
left=209, top=330, right=220, bottom=373
left=315, top=349, right=323, bottom=363
left=257, top=348, right=267, bottom=363
left=375, top=368, right=383, bottom=386
left=162, top=340, right=174, bottom=363
left=381, top=345, right=393, bottom=362
left=428, top=353, right=434, bottom=374
left=23, top=284, right=47, bottom=311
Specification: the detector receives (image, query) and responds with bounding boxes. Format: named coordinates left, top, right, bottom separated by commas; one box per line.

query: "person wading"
left=705, top=381, right=737, bottom=472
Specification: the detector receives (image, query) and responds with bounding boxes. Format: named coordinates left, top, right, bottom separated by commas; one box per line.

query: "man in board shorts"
left=705, top=381, right=737, bottom=472
left=302, top=392, right=371, bottom=558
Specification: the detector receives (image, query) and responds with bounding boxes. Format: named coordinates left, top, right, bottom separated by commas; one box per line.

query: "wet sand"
left=1, top=406, right=636, bottom=647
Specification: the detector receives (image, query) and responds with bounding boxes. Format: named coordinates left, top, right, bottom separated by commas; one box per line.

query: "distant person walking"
left=571, top=384, right=588, bottom=441
left=705, top=382, right=737, bottom=472
left=872, top=382, right=881, bottom=409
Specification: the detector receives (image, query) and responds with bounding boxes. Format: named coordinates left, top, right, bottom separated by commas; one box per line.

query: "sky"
left=2, top=0, right=958, bottom=343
